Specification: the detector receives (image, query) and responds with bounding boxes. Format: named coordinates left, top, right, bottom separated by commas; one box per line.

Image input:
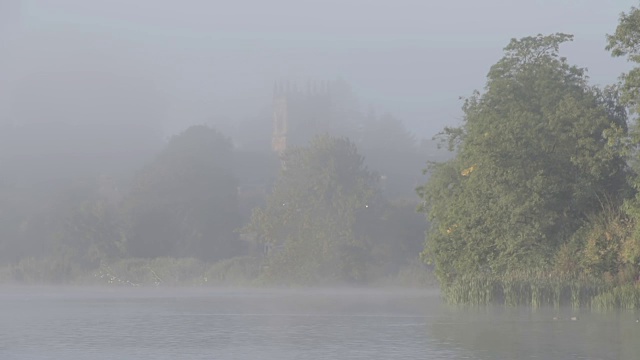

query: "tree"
left=360, top=113, right=416, bottom=152
left=418, top=34, right=629, bottom=285
left=245, top=135, right=379, bottom=284
left=606, top=5, right=640, bottom=278
left=607, top=6, right=640, bottom=117
left=124, top=125, right=241, bottom=261
left=359, top=113, right=423, bottom=199
left=54, top=177, right=127, bottom=269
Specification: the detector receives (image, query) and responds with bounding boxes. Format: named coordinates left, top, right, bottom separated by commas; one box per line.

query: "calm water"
left=1, top=287, right=639, bottom=359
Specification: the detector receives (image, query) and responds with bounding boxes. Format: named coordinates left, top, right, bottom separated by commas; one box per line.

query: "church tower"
left=272, top=81, right=332, bottom=155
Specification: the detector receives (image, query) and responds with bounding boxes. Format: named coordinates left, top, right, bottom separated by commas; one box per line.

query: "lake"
left=1, top=287, right=639, bottom=359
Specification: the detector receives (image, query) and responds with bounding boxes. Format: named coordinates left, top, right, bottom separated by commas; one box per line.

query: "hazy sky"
left=0, top=0, right=637, bottom=140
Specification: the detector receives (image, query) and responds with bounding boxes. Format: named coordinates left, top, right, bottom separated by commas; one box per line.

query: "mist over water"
left=2, top=287, right=640, bottom=360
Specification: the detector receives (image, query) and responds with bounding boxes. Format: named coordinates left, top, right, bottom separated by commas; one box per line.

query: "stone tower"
left=272, top=81, right=332, bottom=155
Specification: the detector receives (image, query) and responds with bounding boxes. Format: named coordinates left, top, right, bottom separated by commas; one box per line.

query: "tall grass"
left=591, top=284, right=640, bottom=310
left=441, top=270, right=640, bottom=309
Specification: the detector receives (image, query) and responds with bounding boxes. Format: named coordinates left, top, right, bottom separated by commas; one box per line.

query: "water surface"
left=1, top=287, right=639, bottom=359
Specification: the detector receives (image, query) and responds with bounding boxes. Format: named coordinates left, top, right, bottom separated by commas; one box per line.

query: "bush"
left=0, top=256, right=82, bottom=284
left=203, top=256, right=262, bottom=286
left=90, top=257, right=208, bottom=286
left=373, top=259, right=438, bottom=288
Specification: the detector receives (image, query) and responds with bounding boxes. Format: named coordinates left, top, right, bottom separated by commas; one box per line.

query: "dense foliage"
left=415, top=12, right=640, bottom=306
left=245, top=136, right=379, bottom=284
left=419, top=33, right=629, bottom=283
left=123, top=125, right=242, bottom=260
left=1, top=122, right=432, bottom=286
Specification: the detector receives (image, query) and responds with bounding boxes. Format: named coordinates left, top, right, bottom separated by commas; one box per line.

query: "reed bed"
left=441, top=271, right=640, bottom=309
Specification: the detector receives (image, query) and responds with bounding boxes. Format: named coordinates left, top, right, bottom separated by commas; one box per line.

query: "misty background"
left=0, top=0, right=638, bottom=283
left=1, top=0, right=634, bottom=142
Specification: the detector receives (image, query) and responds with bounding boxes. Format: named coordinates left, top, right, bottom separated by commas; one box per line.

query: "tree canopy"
left=124, top=125, right=241, bottom=261
left=607, top=6, right=640, bottom=117
left=245, top=135, right=379, bottom=284
left=418, top=33, right=629, bottom=285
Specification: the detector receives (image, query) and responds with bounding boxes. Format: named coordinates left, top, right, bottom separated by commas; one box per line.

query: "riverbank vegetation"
left=6, top=5, right=640, bottom=309
left=418, top=7, right=640, bottom=308
left=0, top=92, right=436, bottom=288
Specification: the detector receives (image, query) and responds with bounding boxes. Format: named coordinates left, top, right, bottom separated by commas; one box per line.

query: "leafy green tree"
left=245, top=135, right=379, bottom=284
left=418, top=34, right=629, bottom=285
left=57, top=197, right=126, bottom=268
left=124, top=125, right=241, bottom=261
left=607, top=6, right=640, bottom=117
left=605, top=5, right=640, bottom=280
left=357, top=199, right=428, bottom=276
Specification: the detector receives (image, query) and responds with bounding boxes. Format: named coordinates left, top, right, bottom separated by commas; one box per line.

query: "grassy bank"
left=0, top=256, right=436, bottom=288
left=0, top=256, right=262, bottom=287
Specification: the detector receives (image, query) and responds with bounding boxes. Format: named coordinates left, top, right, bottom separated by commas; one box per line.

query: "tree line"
left=6, top=4, right=640, bottom=308
left=0, top=85, right=437, bottom=286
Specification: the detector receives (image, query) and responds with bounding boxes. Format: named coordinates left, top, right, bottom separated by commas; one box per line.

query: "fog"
left=0, top=0, right=637, bottom=275
left=4, top=1, right=640, bottom=359
left=1, top=0, right=634, bottom=140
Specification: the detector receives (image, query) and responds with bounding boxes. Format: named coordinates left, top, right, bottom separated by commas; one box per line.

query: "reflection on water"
left=432, top=305, right=640, bottom=360
left=0, top=287, right=639, bottom=359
